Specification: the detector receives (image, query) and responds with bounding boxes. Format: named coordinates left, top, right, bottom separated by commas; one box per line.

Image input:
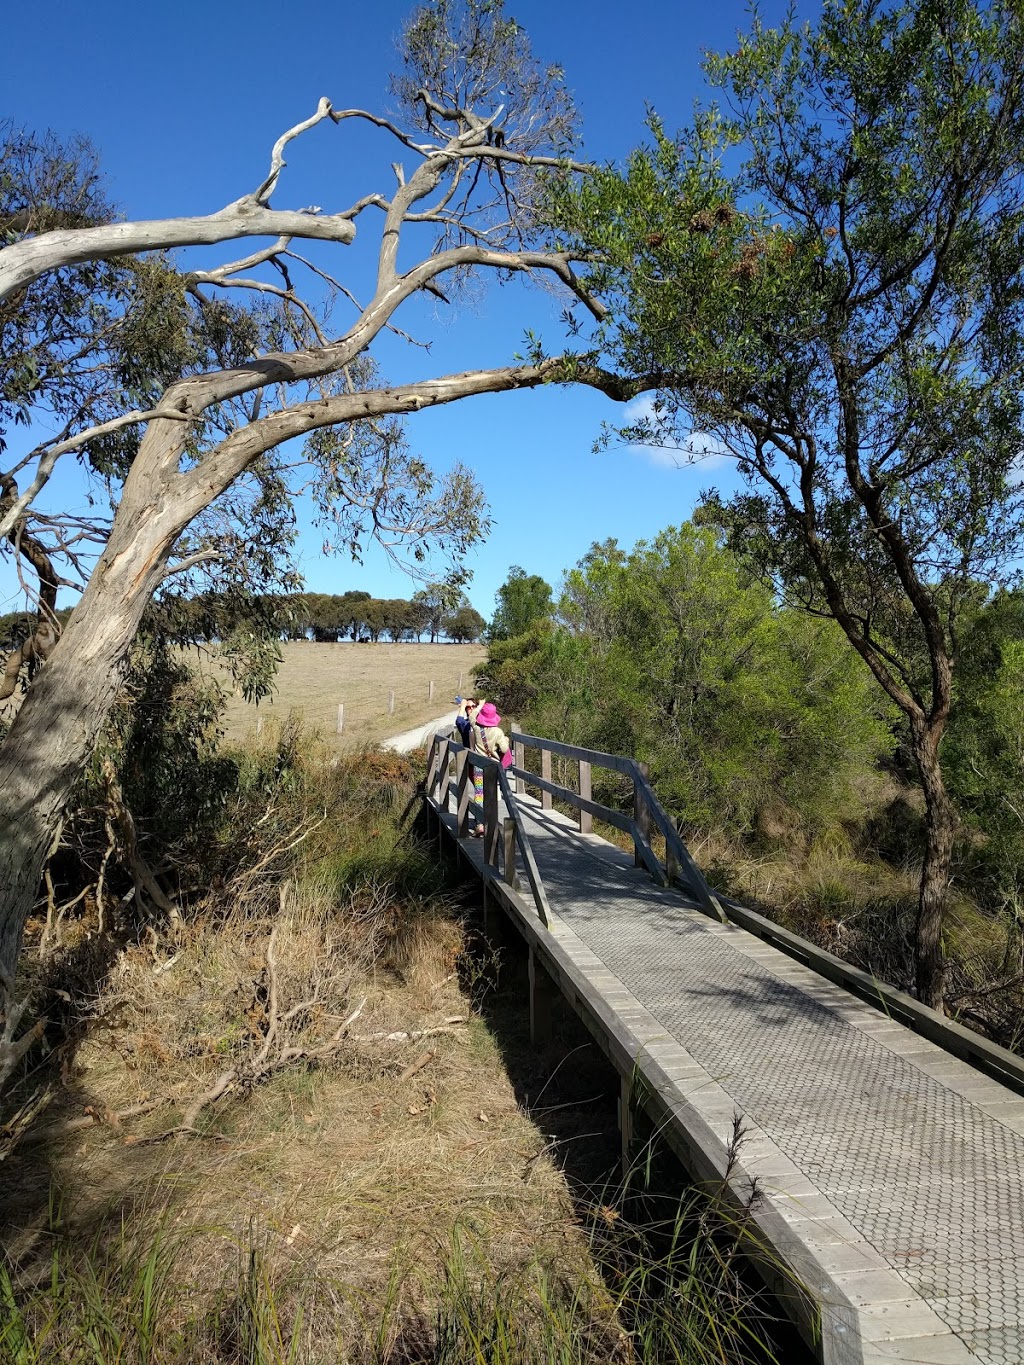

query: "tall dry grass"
left=1, top=728, right=786, bottom=1364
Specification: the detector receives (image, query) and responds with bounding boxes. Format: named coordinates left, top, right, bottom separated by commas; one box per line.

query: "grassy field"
left=196, top=641, right=486, bottom=751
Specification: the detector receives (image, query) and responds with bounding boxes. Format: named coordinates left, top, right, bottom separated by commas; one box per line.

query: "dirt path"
left=382, top=709, right=458, bottom=754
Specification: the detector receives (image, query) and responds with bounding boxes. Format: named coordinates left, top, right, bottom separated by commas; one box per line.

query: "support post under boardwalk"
left=529, top=945, right=556, bottom=1045
left=618, top=1073, right=633, bottom=1174
left=618, top=1073, right=655, bottom=1180
left=482, top=879, right=504, bottom=946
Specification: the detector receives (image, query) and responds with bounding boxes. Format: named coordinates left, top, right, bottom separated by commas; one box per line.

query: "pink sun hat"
left=475, top=702, right=502, bottom=728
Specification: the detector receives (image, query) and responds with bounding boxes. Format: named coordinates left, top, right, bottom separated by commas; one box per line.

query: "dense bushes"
left=478, top=525, right=895, bottom=840
left=944, top=591, right=1024, bottom=909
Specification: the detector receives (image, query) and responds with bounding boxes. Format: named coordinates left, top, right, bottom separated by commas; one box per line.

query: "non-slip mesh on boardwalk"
left=517, top=805, right=1024, bottom=1365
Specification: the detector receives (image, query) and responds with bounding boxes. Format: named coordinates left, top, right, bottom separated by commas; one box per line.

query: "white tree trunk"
left=0, top=205, right=357, bottom=303
left=0, top=423, right=187, bottom=975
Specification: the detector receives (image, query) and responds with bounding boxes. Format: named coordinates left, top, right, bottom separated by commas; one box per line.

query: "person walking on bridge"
left=475, top=702, right=512, bottom=770
left=455, top=697, right=486, bottom=835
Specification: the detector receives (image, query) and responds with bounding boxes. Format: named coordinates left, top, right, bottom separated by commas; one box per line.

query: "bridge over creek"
left=424, top=728, right=1024, bottom=1365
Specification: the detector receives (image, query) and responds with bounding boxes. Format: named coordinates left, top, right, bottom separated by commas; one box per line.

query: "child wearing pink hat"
left=469, top=701, right=512, bottom=836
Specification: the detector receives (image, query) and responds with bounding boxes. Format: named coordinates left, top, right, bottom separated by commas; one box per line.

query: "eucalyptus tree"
left=0, top=0, right=651, bottom=997
left=444, top=604, right=486, bottom=642
left=488, top=564, right=553, bottom=640
left=549, top=0, right=1024, bottom=1009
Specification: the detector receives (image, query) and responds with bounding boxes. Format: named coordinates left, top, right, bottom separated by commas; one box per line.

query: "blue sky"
left=1, top=0, right=798, bottom=623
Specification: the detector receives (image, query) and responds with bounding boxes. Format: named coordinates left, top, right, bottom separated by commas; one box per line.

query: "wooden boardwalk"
left=425, top=734, right=1024, bottom=1365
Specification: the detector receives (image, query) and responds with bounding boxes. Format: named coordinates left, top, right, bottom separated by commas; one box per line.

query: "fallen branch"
left=397, top=1049, right=437, bottom=1083
left=352, top=1015, right=468, bottom=1044
left=18, top=1097, right=168, bottom=1147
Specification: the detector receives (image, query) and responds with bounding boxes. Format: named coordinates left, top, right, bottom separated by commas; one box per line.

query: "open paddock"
left=196, top=640, right=486, bottom=751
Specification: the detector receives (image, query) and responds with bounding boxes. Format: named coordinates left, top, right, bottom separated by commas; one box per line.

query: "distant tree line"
left=131, top=588, right=486, bottom=648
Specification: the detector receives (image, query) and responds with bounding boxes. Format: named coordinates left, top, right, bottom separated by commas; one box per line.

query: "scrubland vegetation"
left=0, top=646, right=787, bottom=1362
left=478, top=525, right=1024, bottom=1050
left=5, top=0, right=1024, bottom=1353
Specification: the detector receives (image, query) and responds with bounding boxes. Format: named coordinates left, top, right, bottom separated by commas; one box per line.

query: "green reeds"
left=1, top=1184, right=783, bottom=1364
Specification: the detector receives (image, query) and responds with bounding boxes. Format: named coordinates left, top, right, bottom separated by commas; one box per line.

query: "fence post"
left=336, top=703, right=345, bottom=735
left=579, top=759, right=592, bottom=835
left=388, top=689, right=395, bottom=715
left=428, top=679, right=435, bottom=702
left=634, top=760, right=651, bottom=868
left=256, top=715, right=264, bottom=738
left=483, top=765, right=500, bottom=867
left=541, top=747, right=552, bottom=811
left=458, top=670, right=463, bottom=692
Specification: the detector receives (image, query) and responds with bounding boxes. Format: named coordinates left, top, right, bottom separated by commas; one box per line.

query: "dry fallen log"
left=397, top=1049, right=437, bottom=1083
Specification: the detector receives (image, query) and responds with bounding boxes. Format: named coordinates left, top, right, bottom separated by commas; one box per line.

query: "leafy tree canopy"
left=480, top=524, right=895, bottom=837
left=488, top=564, right=553, bottom=640
left=544, top=0, right=1024, bottom=1007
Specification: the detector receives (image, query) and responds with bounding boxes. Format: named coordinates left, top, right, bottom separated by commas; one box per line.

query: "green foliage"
left=488, top=565, right=553, bottom=642
left=945, top=591, right=1024, bottom=903
left=443, top=604, right=486, bottom=643
left=474, top=617, right=560, bottom=717
left=543, top=0, right=1024, bottom=1000
left=483, top=525, right=893, bottom=839
left=546, top=0, right=1024, bottom=722
left=82, top=632, right=237, bottom=868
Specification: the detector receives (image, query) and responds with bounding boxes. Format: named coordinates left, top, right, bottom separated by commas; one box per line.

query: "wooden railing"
left=510, top=731, right=727, bottom=924
left=426, top=730, right=552, bottom=926
left=510, top=733, right=1024, bottom=1094
left=426, top=727, right=1024, bottom=1092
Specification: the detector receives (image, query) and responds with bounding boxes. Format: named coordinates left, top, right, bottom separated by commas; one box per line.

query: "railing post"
left=541, top=746, right=552, bottom=810
left=634, top=760, right=651, bottom=868
left=435, top=737, right=449, bottom=807
left=427, top=736, right=439, bottom=797
left=483, top=764, right=500, bottom=867
left=579, top=759, right=592, bottom=835
left=456, top=749, right=471, bottom=837
left=503, top=817, right=518, bottom=889
left=666, top=837, right=681, bottom=888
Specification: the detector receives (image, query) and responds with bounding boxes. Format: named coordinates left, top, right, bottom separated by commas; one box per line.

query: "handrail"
left=715, top=891, right=1024, bottom=1095
left=511, top=729, right=726, bottom=922
left=505, top=731, right=1024, bottom=1090
left=426, top=731, right=552, bottom=927
left=428, top=730, right=1024, bottom=1093
left=629, top=764, right=727, bottom=922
